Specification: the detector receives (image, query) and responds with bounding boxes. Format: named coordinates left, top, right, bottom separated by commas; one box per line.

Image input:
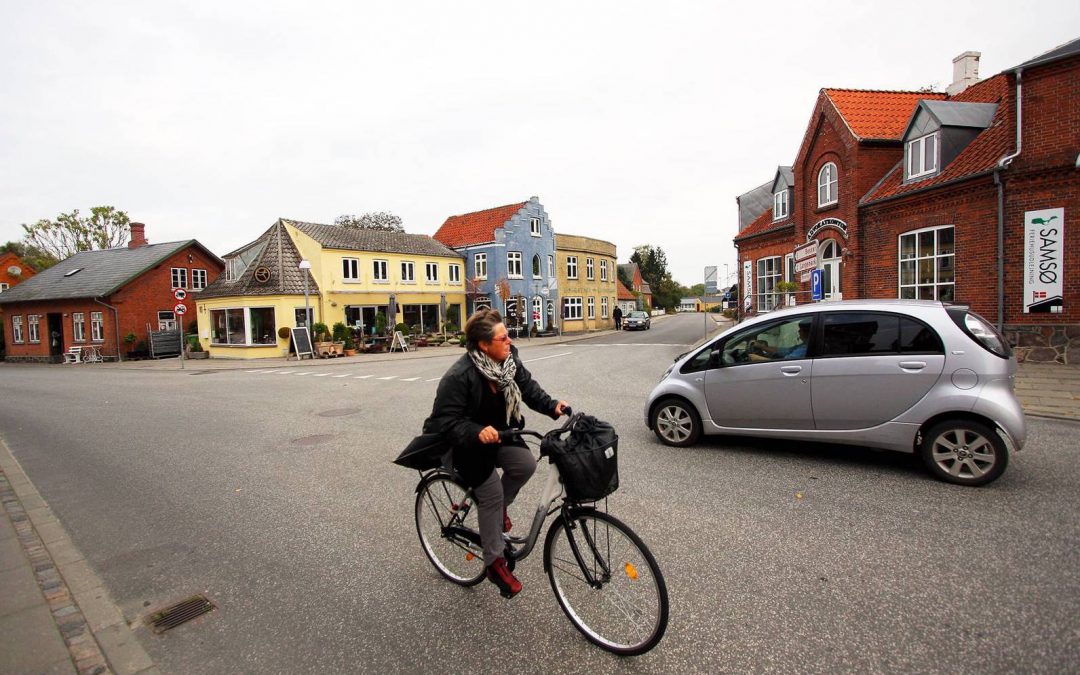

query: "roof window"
left=64, top=268, right=83, bottom=277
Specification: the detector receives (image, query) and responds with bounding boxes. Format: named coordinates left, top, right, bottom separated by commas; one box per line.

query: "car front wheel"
left=651, top=399, right=701, bottom=447
left=918, top=420, right=1008, bottom=486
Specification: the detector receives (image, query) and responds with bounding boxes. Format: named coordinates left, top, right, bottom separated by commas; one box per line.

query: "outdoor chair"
left=62, top=346, right=82, bottom=364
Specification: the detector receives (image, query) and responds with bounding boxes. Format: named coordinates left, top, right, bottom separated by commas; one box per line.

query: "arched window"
left=817, top=162, right=838, bottom=207
left=532, top=254, right=542, bottom=279
left=818, top=239, right=842, bottom=301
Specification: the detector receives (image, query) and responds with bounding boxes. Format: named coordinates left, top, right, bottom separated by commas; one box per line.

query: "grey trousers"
left=474, top=444, right=537, bottom=567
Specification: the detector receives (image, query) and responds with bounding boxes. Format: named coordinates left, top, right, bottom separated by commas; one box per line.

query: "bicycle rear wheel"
left=544, top=508, right=668, bottom=655
left=415, top=473, right=485, bottom=586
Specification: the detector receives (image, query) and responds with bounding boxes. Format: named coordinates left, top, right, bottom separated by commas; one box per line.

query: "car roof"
left=735, top=299, right=958, bottom=327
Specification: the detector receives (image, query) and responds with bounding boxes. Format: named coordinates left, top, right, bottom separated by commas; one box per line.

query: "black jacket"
left=423, top=346, right=558, bottom=486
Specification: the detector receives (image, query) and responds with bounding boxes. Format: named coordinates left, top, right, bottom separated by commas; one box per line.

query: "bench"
left=62, top=347, right=82, bottom=364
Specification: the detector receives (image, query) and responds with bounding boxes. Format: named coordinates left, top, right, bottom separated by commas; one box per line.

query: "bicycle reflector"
left=625, top=562, right=638, bottom=580
left=466, top=553, right=475, bottom=561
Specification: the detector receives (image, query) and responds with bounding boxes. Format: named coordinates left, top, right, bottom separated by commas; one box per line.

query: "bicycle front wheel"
left=544, top=509, right=669, bottom=655
left=415, top=473, right=485, bottom=586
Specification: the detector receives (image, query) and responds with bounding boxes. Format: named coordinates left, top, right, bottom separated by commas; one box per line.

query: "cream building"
left=555, top=233, right=617, bottom=333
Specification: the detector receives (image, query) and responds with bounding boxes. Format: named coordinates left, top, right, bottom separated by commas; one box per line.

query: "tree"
left=21, top=206, right=130, bottom=261
left=334, top=212, right=405, bottom=232
left=617, top=265, right=633, bottom=290
left=0, top=241, right=57, bottom=271
left=630, top=245, right=669, bottom=291
left=651, top=274, right=684, bottom=310
left=687, top=283, right=705, bottom=296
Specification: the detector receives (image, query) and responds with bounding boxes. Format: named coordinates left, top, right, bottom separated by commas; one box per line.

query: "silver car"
left=624, top=311, right=651, bottom=330
left=645, top=300, right=1025, bottom=486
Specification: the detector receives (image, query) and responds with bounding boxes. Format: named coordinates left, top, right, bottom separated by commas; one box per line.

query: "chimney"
left=128, top=222, right=148, bottom=249
left=947, top=51, right=981, bottom=96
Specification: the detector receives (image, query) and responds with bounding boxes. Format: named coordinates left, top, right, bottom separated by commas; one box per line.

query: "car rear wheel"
left=919, top=420, right=1008, bottom=486
left=651, top=399, right=701, bottom=447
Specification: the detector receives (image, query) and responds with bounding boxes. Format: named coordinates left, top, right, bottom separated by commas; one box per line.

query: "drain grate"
left=146, top=595, right=215, bottom=634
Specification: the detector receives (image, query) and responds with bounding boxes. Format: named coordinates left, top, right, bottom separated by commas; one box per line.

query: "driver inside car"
left=749, top=320, right=811, bottom=361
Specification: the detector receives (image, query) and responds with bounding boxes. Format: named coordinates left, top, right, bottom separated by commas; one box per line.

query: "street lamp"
left=298, top=259, right=312, bottom=329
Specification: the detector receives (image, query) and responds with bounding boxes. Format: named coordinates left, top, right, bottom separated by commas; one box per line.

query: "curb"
left=0, top=438, right=157, bottom=675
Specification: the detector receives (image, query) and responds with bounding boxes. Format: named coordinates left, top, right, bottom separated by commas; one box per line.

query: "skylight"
left=64, top=268, right=83, bottom=277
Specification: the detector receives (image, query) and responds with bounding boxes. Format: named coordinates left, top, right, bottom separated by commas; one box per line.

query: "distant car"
left=623, top=311, right=651, bottom=330
left=644, top=300, right=1026, bottom=486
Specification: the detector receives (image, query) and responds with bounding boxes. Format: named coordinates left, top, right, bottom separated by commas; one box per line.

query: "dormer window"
left=817, top=163, right=838, bottom=207
left=773, top=190, right=789, bottom=220
left=906, top=132, right=939, bottom=180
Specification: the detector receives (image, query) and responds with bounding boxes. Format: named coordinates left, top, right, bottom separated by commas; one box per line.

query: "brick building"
left=0, top=224, right=223, bottom=362
left=0, top=252, right=36, bottom=293
left=734, top=38, right=1079, bottom=362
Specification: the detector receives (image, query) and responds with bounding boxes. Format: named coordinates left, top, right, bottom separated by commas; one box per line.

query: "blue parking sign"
left=811, top=269, right=824, bottom=301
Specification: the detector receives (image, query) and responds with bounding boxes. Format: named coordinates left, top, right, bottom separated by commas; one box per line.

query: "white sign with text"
left=1023, top=208, right=1064, bottom=313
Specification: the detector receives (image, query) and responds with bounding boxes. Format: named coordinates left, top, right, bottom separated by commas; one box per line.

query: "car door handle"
left=780, top=365, right=802, bottom=375
left=899, top=361, right=927, bottom=371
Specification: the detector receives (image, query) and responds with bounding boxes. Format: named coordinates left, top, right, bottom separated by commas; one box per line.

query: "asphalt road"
left=0, top=313, right=1077, bottom=673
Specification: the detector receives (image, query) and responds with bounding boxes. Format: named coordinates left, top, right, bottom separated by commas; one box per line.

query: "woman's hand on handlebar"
left=478, top=425, right=500, bottom=444
left=555, top=401, right=571, bottom=417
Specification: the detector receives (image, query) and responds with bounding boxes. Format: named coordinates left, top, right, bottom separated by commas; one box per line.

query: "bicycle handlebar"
left=497, top=405, right=574, bottom=443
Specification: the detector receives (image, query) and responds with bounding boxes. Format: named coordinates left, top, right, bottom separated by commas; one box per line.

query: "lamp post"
left=298, top=259, right=312, bottom=329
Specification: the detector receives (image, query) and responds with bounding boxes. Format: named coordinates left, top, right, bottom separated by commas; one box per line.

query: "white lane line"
left=354, top=375, right=373, bottom=379
left=523, top=351, right=572, bottom=363
left=313, top=373, right=331, bottom=377
left=276, top=371, right=294, bottom=375
left=425, top=377, right=441, bottom=382
left=377, top=375, right=398, bottom=380
left=332, top=374, right=350, bottom=378
left=400, top=377, right=420, bottom=382
left=295, top=372, right=311, bottom=376
left=246, top=370, right=266, bottom=373
left=571, top=343, right=683, bottom=347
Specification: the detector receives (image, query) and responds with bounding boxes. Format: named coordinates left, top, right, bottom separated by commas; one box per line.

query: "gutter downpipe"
left=93, top=297, right=123, bottom=362
left=994, top=67, right=1023, bottom=333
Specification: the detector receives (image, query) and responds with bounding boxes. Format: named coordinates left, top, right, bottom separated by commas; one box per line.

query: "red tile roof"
left=432, top=202, right=527, bottom=248
left=824, top=89, right=947, bottom=140
left=733, top=207, right=793, bottom=243
left=862, top=74, right=1011, bottom=204
left=616, top=279, right=635, bottom=300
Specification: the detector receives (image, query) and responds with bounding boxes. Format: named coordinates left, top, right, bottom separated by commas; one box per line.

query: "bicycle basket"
left=393, top=432, right=451, bottom=471
left=541, top=414, right=619, bottom=502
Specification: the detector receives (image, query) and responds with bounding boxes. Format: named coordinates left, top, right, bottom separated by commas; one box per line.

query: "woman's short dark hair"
left=464, top=308, right=504, bottom=350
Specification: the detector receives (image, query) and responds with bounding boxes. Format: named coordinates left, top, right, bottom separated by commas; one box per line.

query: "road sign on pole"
left=173, top=288, right=187, bottom=301
left=811, top=269, right=824, bottom=301
left=174, top=303, right=188, bottom=315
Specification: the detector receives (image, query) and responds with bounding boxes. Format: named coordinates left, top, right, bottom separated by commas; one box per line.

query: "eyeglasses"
left=491, top=334, right=511, bottom=343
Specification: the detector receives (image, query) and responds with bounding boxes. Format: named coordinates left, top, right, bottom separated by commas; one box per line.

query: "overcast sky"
left=2, top=2, right=1077, bottom=286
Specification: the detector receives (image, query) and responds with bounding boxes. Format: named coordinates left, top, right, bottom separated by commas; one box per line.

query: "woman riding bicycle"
left=423, top=308, right=568, bottom=597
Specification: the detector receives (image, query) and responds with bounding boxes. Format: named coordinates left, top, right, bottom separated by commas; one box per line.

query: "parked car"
left=644, top=300, right=1025, bottom=486
left=624, top=311, right=651, bottom=330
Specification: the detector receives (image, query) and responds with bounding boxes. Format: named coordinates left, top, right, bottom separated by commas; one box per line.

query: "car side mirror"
left=708, top=351, right=722, bottom=369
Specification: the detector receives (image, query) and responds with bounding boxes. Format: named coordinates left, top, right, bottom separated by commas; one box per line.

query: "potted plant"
left=331, top=322, right=348, bottom=356
left=775, top=281, right=799, bottom=307
left=123, top=332, right=138, bottom=353
left=374, top=312, right=387, bottom=337
left=311, top=322, right=333, bottom=357
left=343, top=333, right=357, bottom=356
left=186, top=336, right=209, bottom=359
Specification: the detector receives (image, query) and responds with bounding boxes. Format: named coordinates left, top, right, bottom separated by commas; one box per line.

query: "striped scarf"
left=468, top=349, right=522, bottom=426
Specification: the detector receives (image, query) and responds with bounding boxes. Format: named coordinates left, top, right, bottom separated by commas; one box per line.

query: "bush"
left=312, top=322, right=329, bottom=341
left=332, top=322, right=349, bottom=342
left=395, top=322, right=410, bottom=335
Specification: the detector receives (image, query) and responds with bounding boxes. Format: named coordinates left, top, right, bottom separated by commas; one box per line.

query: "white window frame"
left=567, top=256, right=578, bottom=279
left=474, top=253, right=488, bottom=280
left=601, top=297, right=609, bottom=319
left=773, top=190, right=789, bottom=220
left=28, top=314, right=40, bottom=343
left=784, top=253, right=795, bottom=283
left=756, top=256, right=782, bottom=312
left=373, top=259, right=389, bottom=282
left=12, top=315, right=23, bottom=343
left=507, top=252, right=523, bottom=279
left=0, top=282, right=8, bottom=292
left=171, top=267, right=188, bottom=289
left=817, top=162, right=838, bottom=207
left=90, top=312, right=104, bottom=342
left=547, top=255, right=554, bottom=278
left=342, top=257, right=360, bottom=282
left=600, top=260, right=608, bottom=282
left=158, top=310, right=177, bottom=331
left=587, top=297, right=595, bottom=319
left=209, top=306, right=277, bottom=346
left=425, top=262, right=439, bottom=283
left=906, top=132, right=939, bottom=180
left=449, top=263, right=461, bottom=284
left=564, top=296, right=583, bottom=320
left=73, top=312, right=86, bottom=342
left=898, top=225, right=955, bottom=301
left=533, top=296, right=543, bottom=324
left=530, top=217, right=541, bottom=237
left=532, top=254, right=542, bottom=279
left=191, top=268, right=208, bottom=290
left=401, top=261, right=415, bottom=283
left=586, top=258, right=595, bottom=280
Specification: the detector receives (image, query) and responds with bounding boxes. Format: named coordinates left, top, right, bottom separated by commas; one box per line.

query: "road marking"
left=276, top=371, right=293, bottom=375
left=523, top=351, right=572, bottom=363
left=425, top=377, right=441, bottom=382
left=400, top=377, right=420, bottom=382
left=294, top=372, right=311, bottom=376
left=354, top=375, right=373, bottom=379
left=312, top=373, right=331, bottom=377
left=246, top=370, right=266, bottom=373
left=571, top=343, right=683, bottom=347
left=332, top=374, right=350, bottom=378
left=377, top=376, right=398, bottom=380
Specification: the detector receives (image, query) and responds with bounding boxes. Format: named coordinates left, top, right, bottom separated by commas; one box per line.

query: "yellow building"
left=554, top=233, right=617, bottom=333
left=196, top=219, right=466, bottom=358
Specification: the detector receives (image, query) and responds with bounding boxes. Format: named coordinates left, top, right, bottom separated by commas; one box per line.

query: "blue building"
left=433, top=196, right=560, bottom=331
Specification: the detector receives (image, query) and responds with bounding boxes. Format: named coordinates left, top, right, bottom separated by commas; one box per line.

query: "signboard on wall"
left=794, top=241, right=818, bottom=273
left=743, top=261, right=753, bottom=312
left=1023, top=208, right=1065, bottom=313
left=704, top=266, right=717, bottom=295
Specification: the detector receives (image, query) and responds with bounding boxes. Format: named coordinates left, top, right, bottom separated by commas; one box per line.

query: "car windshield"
left=629, top=312, right=647, bottom=318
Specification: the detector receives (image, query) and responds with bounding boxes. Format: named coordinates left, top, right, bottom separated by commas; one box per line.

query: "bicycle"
left=407, top=412, right=669, bottom=656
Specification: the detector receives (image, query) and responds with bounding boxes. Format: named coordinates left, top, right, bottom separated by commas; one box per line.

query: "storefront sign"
left=806, top=218, right=848, bottom=241
left=1024, top=208, right=1064, bottom=313
left=743, top=261, right=753, bottom=312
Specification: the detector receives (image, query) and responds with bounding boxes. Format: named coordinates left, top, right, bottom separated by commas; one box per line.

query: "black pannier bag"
left=541, top=414, right=619, bottom=502
left=393, top=433, right=451, bottom=471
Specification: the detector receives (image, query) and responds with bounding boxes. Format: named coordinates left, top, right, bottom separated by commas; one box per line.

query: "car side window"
left=720, top=317, right=811, bottom=365
left=898, top=317, right=944, bottom=353
left=821, top=313, right=901, bottom=356
left=681, top=344, right=718, bottom=374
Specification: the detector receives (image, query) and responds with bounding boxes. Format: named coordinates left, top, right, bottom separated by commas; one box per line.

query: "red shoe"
left=486, top=557, right=522, bottom=598
left=502, top=508, right=513, bottom=533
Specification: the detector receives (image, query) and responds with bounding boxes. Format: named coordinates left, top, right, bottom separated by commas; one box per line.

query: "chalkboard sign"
left=290, top=327, right=314, bottom=359
left=390, top=330, right=410, bottom=353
